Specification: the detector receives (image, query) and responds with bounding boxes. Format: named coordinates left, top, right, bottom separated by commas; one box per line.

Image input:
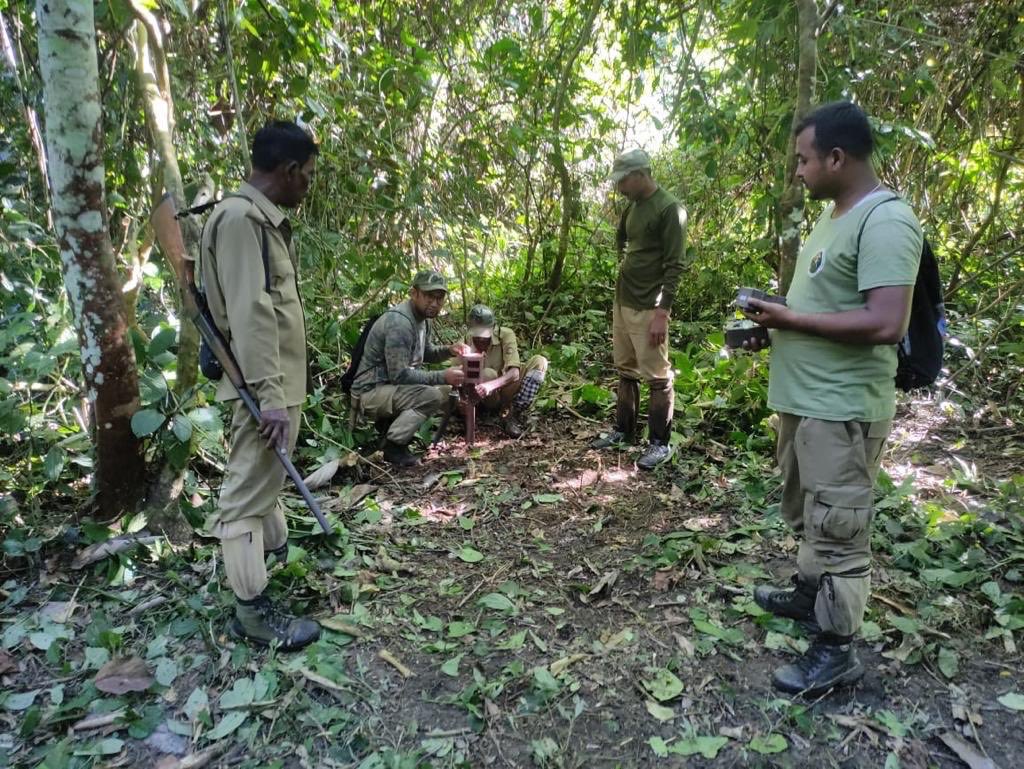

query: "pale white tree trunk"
left=130, top=6, right=200, bottom=393
left=37, top=0, right=146, bottom=517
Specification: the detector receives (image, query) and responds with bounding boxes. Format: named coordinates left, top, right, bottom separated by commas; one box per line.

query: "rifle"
left=150, top=194, right=333, bottom=536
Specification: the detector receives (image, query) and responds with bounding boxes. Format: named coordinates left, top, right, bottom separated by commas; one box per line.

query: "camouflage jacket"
left=351, top=300, right=451, bottom=395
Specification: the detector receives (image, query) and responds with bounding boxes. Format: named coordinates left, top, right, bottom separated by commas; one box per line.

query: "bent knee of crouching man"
left=524, top=355, right=548, bottom=377
left=422, top=385, right=449, bottom=414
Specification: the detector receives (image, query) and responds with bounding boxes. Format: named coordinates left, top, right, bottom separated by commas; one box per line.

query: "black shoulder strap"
left=855, top=194, right=902, bottom=252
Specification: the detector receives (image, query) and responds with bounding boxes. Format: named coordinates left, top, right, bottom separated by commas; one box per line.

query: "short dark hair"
left=251, top=121, right=319, bottom=172
left=794, top=101, right=874, bottom=160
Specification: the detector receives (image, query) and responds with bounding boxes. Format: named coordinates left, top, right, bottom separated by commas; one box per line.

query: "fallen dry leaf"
left=375, top=546, right=414, bottom=574
left=673, top=633, right=696, bottom=658
left=378, top=649, right=414, bottom=677
left=579, top=570, right=618, bottom=604
left=337, top=483, right=376, bottom=510
left=0, top=649, right=16, bottom=674
left=651, top=569, right=675, bottom=591
left=94, top=656, right=154, bottom=694
left=302, top=458, right=339, bottom=491
left=72, top=534, right=161, bottom=569
left=549, top=653, right=588, bottom=676
left=937, top=732, right=999, bottom=769
left=319, top=615, right=365, bottom=637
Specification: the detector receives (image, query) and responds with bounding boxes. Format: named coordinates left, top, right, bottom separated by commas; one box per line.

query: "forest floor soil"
left=2, top=400, right=1022, bottom=768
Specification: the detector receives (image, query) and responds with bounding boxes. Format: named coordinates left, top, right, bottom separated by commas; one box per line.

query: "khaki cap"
left=609, top=149, right=651, bottom=183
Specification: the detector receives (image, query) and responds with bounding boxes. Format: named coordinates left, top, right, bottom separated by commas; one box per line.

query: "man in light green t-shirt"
left=738, top=102, right=922, bottom=697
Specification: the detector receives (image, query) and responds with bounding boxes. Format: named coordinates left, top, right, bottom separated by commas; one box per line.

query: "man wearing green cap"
left=351, top=270, right=466, bottom=466
left=591, top=149, right=688, bottom=470
left=465, top=304, right=548, bottom=437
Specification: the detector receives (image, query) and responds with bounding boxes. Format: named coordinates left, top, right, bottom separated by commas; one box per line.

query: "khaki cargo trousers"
left=778, top=413, right=892, bottom=637
left=214, top=400, right=301, bottom=601
left=612, top=302, right=672, bottom=383
left=357, top=384, right=449, bottom=445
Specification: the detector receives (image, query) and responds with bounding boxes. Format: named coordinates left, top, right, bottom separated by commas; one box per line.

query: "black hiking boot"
left=265, top=542, right=289, bottom=564
left=637, top=441, right=672, bottom=470
left=229, top=593, right=320, bottom=652
left=754, top=575, right=820, bottom=632
left=502, top=408, right=525, bottom=438
left=771, top=635, right=864, bottom=696
left=383, top=440, right=420, bottom=467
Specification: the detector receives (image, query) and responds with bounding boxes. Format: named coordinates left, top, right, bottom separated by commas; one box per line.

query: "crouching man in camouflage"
left=350, top=270, right=465, bottom=466
left=465, top=304, right=548, bottom=437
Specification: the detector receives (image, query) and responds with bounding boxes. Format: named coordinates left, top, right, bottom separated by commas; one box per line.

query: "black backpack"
left=339, top=312, right=383, bottom=394
left=857, top=196, right=946, bottom=391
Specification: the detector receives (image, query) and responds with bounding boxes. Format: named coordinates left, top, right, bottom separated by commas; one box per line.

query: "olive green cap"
left=468, top=304, right=495, bottom=339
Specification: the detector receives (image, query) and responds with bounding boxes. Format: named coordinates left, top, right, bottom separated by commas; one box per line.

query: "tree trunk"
left=546, top=0, right=602, bottom=294
left=130, top=6, right=200, bottom=395
left=219, top=0, right=252, bottom=177
left=37, top=0, right=146, bottom=518
left=777, top=0, right=818, bottom=294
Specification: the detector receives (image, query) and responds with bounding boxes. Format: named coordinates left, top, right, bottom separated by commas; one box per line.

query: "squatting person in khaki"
left=591, top=149, right=688, bottom=470
left=350, top=270, right=466, bottom=466
left=464, top=304, right=548, bottom=437
left=739, top=102, right=923, bottom=696
left=198, top=121, right=320, bottom=651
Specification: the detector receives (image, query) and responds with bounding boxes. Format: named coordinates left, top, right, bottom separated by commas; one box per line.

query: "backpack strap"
left=855, top=194, right=902, bottom=252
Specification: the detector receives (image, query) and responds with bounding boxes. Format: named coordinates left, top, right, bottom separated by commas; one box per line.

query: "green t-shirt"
left=615, top=187, right=687, bottom=311
left=768, top=193, right=923, bottom=422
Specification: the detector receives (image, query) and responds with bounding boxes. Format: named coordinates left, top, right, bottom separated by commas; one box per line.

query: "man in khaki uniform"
left=591, top=149, right=688, bottom=470
left=351, top=270, right=465, bottom=466
left=465, top=304, right=548, bottom=437
left=198, top=121, right=320, bottom=651
left=737, top=102, right=922, bottom=695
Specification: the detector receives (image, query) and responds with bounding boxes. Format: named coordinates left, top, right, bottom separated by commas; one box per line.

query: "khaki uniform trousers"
left=358, top=384, right=448, bottom=445
left=778, top=413, right=892, bottom=637
left=612, top=302, right=672, bottom=383
left=481, top=354, right=548, bottom=410
left=214, top=400, right=300, bottom=601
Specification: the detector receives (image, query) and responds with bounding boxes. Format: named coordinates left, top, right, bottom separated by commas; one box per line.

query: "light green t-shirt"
left=768, top=193, right=923, bottom=422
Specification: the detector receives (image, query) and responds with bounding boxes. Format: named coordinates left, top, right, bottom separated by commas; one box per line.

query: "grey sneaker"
left=590, top=430, right=632, bottom=450
left=636, top=441, right=672, bottom=470
left=229, top=594, right=320, bottom=652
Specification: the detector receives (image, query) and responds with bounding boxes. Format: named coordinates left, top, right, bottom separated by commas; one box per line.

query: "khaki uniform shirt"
left=199, top=182, right=307, bottom=411
left=470, top=326, right=521, bottom=373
